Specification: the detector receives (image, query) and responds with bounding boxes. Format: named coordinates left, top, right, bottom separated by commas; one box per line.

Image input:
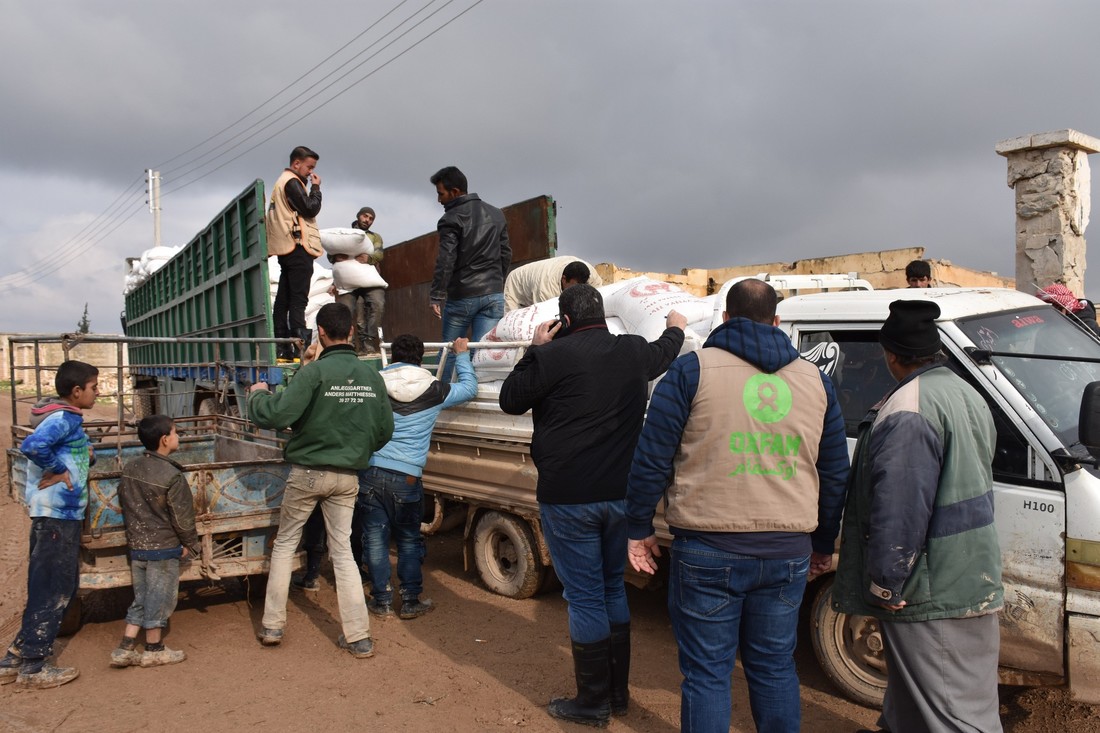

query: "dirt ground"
left=1, top=403, right=1097, bottom=732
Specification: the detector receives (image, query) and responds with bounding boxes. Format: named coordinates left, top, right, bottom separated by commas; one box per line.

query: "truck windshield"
left=956, top=306, right=1100, bottom=449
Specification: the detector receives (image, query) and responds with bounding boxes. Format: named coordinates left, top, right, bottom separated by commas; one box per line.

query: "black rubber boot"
left=609, top=622, right=631, bottom=716
left=547, top=638, right=612, bottom=728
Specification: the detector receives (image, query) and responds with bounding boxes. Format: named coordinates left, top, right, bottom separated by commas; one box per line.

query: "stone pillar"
left=996, top=129, right=1099, bottom=295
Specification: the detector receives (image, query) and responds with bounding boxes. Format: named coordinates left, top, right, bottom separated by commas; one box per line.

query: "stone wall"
left=0, top=336, right=129, bottom=401
left=594, top=247, right=1013, bottom=297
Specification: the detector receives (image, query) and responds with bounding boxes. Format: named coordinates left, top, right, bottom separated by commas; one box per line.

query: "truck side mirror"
left=1079, top=382, right=1100, bottom=459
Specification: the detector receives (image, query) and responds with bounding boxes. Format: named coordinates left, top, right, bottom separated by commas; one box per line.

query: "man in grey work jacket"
left=833, top=299, right=1003, bottom=733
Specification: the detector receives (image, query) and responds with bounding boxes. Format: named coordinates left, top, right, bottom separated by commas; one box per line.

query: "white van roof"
left=778, top=287, right=1043, bottom=322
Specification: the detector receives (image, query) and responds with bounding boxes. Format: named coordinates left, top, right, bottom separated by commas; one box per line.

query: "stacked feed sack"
left=471, top=277, right=711, bottom=382
left=123, top=245, right=183, bottom=294
left=320, top=228, right=387, bottom=291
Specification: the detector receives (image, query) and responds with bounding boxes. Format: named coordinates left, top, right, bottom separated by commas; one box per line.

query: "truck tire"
left=810, top=576, right=887, bottom=709
left=133, top=387, right=157, bottom=420
left=58, top=594, right=83, bottom=637
left=472, top=511, right=544, bottom=600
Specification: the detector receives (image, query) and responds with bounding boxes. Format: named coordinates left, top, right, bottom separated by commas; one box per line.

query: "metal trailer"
left=5, top=333, right=299, bottom=631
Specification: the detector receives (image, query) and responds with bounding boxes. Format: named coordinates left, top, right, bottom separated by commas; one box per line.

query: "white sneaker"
left=110, top=647, right=142, bottom=668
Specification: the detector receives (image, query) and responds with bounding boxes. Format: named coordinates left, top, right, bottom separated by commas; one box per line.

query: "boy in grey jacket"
left=111, top=415, right=201, bottom=668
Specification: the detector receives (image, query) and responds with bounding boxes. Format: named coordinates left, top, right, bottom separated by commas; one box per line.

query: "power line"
left=2, top=0, right=486, bottom=290
left=0, top=179, right=146, bottom=290
left=161, top=0, right=447, bottom=186
left=164, top=0, right=484, bottom=196
left=155, top=0, right=417, bottom=174
left=0, top=199, right=146, bottom=292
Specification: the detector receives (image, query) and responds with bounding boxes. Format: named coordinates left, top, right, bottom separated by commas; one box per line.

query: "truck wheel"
left=472, top=511, right=544, bottom=599
left=810, top=576, right=887, bottom=709
left=133, top=387, right=157, bottom=420
left=58, top=594, right=83, bottom=637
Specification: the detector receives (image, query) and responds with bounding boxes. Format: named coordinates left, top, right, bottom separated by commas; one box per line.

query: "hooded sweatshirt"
left=368, top=351, right=478, bottom=477
left=20, top=397, right=93, bottom=520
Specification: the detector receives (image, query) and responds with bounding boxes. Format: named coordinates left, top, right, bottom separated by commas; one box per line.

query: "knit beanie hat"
left=879, top=300, right=942, bottom=357
left=357, top=206, right=375, bottom=218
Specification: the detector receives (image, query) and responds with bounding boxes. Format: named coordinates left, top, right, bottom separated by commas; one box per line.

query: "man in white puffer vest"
left=357, top=335, right=478, bottom=620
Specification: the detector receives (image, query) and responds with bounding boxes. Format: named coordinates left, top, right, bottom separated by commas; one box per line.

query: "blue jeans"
left=126, top=557, right=180, bottom=629
left=10, top=518, right=81, bottom=660
left=668, top=537, right=809, bottom=733
left=440, top=292, right=504, bottom=381
left=539, top=500, right=629, bottom=644
left=358, top=467, right=426, bottom=604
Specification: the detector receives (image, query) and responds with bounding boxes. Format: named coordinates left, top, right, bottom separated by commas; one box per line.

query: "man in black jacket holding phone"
left=499, top=284, right=685, bottom=727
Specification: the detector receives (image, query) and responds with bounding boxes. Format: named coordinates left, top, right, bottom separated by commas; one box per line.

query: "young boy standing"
left=110, top=415, right=200, bottom=668
left=0, top=360, right=99, bottom=690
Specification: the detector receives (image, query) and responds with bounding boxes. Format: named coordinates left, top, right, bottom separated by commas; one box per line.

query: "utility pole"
left=146, top=168, right=162, bottom=247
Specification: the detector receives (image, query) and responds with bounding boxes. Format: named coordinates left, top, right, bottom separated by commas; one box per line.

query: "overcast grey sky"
left=3, top=1, right=1099, bottom=333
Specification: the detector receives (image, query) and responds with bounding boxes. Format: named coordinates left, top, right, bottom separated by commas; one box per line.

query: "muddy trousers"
left=880, top=613, right=1003, bottom=733
left=263, top=466, right=371, bottom=644
left=8, top=518, right=80, bottom=660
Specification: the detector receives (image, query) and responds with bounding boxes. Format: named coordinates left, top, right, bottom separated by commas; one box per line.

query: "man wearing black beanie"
left=832, top=299, right=1004, bottom=733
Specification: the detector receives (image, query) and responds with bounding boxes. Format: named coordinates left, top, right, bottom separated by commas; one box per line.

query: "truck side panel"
left=124, top=180, right=273, bottom=366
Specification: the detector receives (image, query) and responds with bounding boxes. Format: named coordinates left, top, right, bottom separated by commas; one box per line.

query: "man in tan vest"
left=625, top=279, right=849, bottom=733
left=267, top=146, right=323, bottom=361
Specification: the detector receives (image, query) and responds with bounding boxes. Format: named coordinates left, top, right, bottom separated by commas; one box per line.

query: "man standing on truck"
left=832, top=300, right=1003, bottom=733
left=338, top=206, right=386, bottom=355
left=625, top=278, right=849, bottom=733
left=248, top=302, right=394, bottom=658
left=429, top=166, right=511, bottom=382
left=499, top=284, right=686, bottom=727
left=268, top=146, right=323, bottom=362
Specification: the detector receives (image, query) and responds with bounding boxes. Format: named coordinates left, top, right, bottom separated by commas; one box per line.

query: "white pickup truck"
left=418, top=279, right=1100, bottom=707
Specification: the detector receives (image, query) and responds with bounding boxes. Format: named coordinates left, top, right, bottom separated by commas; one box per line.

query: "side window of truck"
left=797, top=330, right=1036, bottom=481
left=797, top=331, right=896, bottom=438
left=945, top=358, right=1033, bottom=482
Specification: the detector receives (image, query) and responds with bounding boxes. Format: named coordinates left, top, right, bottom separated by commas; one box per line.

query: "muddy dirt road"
left=1, top=403, right=1096, bottom=732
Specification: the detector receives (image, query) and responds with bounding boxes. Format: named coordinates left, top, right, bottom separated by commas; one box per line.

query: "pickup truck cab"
left=780, top=286, right=1100, bottom=706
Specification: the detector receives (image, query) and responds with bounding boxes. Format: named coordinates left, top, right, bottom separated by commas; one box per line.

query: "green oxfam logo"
left=743, top=374, right=792, bottom=423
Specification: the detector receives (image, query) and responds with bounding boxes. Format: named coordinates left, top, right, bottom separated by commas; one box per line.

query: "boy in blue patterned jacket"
left=0, top=360, right=99, bottom=690
left=358, top=335, right=478, bottom=619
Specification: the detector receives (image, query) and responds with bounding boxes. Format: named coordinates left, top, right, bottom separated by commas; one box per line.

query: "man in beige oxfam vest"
left=267, top=146, right=323, bottom=361
left=625, top=279, right=849, bottom=733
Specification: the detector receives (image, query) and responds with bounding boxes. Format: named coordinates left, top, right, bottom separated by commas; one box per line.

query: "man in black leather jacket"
left=429, top=166, right=511, bottom=381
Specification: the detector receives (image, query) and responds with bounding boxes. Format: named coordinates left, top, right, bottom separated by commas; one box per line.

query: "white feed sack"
left=123, top=245, right=182, bottom=294
left=319, top=228, right=369, bottom=256
left=332, top=260, right=388, bottom=290
left=266, top=258, right=335, bottom=320
left=602, top=278, right=712, bottom=342
left=471, top=278, right=711, bottom=378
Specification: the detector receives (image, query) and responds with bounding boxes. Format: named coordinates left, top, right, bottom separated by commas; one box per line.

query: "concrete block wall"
left=1, top=337, right=129, bottom=401
left=595, top=247, right=1014, bottom=297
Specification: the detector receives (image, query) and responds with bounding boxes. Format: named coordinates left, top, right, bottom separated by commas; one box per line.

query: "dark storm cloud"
left=2, top=1, right=1099, bottom=332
